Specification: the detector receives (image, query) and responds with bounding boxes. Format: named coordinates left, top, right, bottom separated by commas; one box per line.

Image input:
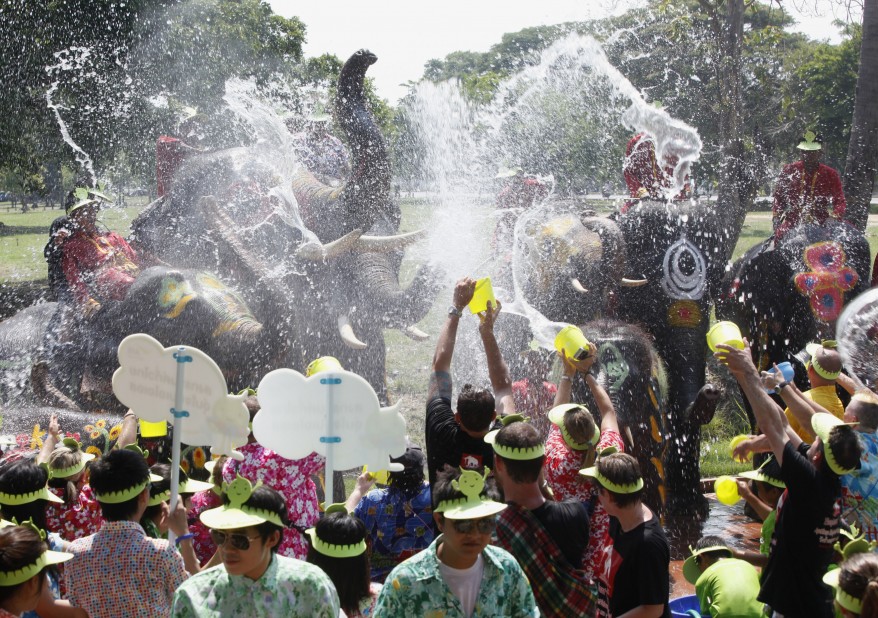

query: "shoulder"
left=547, top=499, right=589, bottom=521
left=483, top=544, right=525, bottom=573
left=597, top=429, right=624, bottom=451
left=177, top=563, right=228, bottom=592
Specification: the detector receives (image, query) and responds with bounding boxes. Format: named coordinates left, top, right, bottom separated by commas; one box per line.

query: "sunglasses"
left=209, top=529, right=261, bottom=551
left=450, top=517, right=496, bottom=535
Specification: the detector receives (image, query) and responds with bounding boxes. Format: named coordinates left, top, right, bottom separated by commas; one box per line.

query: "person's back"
left=683, top=537, right=762, bottom=618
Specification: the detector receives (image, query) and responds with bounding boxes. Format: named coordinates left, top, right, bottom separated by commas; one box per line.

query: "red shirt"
left=45, top=484, right=103, bottom=542
left=61, top=230, right=140, bottom=306
left=622, top=134, right=689, bottom=209
left=156, top=135, right=191, bottom=197
left=772, top=160, right=846, bottom=239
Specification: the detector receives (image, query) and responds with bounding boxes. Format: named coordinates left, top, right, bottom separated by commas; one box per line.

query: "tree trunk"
left=843, top=0, right=878, bottom=232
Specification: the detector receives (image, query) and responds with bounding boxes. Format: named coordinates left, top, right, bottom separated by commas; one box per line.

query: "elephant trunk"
left=686, top=383, right=720, bottom=426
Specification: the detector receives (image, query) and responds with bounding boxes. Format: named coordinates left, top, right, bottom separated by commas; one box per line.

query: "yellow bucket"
left=139, top=419, right=168, bottom=438
left=554, top=325, right=591, bottom=361
left=468, top=277, right=496, bottom=314
left=706, top=321, right=745, bottom=353
left=714, top=475, right=740, bottom=506
left=306, top=356, right=343, bottom=377
left=729, top=434, right=751, bottom=462
left=362, top=465, right=390, bottom=485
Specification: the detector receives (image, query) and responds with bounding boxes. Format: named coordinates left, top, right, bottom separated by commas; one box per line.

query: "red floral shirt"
left=187, top=488, right=222, bottom=566
left=772, top=160, right=846, bottom=239
left=544, top=426, right=624, bottom=580
left=45, top=484, right=103, bottom=542
left=221, top=443, right=324, bottom=559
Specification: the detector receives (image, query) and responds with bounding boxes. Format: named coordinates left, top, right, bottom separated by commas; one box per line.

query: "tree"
left=843, top=0, right=878, bottom=231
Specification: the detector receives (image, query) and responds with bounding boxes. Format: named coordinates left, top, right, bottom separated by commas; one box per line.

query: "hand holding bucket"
left=762, top=361, right=794, bottom=394
left=707, top=321, right=745, bottom=354
left=468, top=277, right=496, bottom=315
left=729, top=434, right=752, bottom=462
left=555, top=325, right=593, bottom=364
left=714, top=475, right=740, bottom=505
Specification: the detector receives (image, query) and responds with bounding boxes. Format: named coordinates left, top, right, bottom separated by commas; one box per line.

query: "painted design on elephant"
left=598, top=342, right=630, bottom=394
left=660, top=236, right=706, bottom=300
left=648, top=372, right=669, bottom=506
left=793, top=241, right=858, bottom=322
left=192, top=272, right=260, bottom=338
left=159, top=278, right=196, bottom=318
left=667, top=300, right=702, bottom=329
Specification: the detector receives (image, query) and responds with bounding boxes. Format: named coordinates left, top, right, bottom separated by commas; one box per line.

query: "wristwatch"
left=448, top=306, right=463, bottom=318
left=777, top=380, right=791, bottom=391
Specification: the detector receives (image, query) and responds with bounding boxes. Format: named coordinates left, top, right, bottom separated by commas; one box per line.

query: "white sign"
left=253, top=368, right=407, bottom=472
left=112, top=333, right=249, bottom=458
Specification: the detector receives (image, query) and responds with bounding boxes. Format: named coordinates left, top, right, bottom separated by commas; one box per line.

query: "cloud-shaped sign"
left=253, top=368, right=407, bottom=471
left=112, top=334, right=249, bottom=459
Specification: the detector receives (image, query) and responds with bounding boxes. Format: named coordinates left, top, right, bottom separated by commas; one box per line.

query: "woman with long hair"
left=825, top=552, right=878, bottom=618
left=0, top=524, right=73, bottom=618
left=45, top=439, right=101, bottom=541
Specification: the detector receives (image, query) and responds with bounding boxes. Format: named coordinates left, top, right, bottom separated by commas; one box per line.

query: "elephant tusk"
left=338, top=314, right=368, bottom=349
left=295, top=230, right=364, bottom=261
left=402, top=325, right=429, bottom=341
left=355, top=229, right=426, bottom=253
left=571, top=278, right=589, bottom=294
left=621, top=277, right=648, bottom=287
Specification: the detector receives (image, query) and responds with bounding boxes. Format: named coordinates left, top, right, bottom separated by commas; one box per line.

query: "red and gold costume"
left=61, top=230, right=140, bottom=308
left=622, top=133, right=689, bottom=212
left=772, top=160, right=846, bottom=240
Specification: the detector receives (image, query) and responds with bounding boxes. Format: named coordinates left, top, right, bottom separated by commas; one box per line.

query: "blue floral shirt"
left=354, top=483, right=434, bottom=582
left=841, top=431, right=878, bottom=540
left=374, top=536, right=539, bottom=617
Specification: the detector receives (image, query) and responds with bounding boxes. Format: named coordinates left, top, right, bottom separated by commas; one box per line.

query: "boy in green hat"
left=683, top=536, right=764, bottom=617
left=736, top=457, right=786, bottom=566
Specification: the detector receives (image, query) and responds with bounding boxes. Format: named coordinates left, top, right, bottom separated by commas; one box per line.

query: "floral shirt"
left=187, top=488, right=222, bottom=565
left=374, top=536, right=538, bottom=617
left=65, top=520, right=188, bottom=618
left=343, top=582, right=382, bottom=617
left=353, top=483, right=434, bottom=582
left=842, top=431, right=878, bottom=541
left=544, top=426, right=624, bottom=581
left=45, top=484, right=103, bottom=542
left=172, top=554, right=340, bottom=617
left=222, top=443, right=324, bottom=559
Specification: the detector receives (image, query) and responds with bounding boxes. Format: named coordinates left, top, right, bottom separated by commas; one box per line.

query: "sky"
left=268, top=0, right=862, bottom=104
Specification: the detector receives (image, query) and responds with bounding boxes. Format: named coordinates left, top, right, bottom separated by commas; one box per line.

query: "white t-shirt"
left=437, top=554, right=484, bottom=617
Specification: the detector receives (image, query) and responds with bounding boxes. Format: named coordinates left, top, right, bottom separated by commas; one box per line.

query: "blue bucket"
left=669, top=595, right=702, bottom=618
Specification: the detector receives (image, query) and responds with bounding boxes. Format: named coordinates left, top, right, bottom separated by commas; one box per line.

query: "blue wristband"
left=175, top=533, right=195, bottom=546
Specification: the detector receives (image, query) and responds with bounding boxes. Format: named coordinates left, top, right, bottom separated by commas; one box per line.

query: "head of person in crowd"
left=306, top=504, right=370, bottom=616
left=205, top=455, right=228, bottom=490
left=0, top=524, right=72, bottom=616
left=486, top=417, right=545, bottom=491
left=387, top=442, right=427, bottom=498
left=432, top=465, right=506, bottom=569
left=0, top=458, right=64, bottom=532
left=89, top=446, right=160, bottom=522
left=142, top=463, right=212, bottom=537
left=200, top=476, right=290, bottom=580
left=548, top=403, right=599, bottom=465
left=845, top=391, right=878, bottom=431
left=455, top=384, right=497, bottom=438
left=64, top=186, right=112, bottom=235
left=740, top=456, right=785, bottom=508
left=810, top=412, right=861, bottom=478
left=47, top=438, right=95, bottom=506
left=682, top=535, right=733, bottom=584
left=797, top=130, right=824, bottom=173
left=824, top=552, right=878, bottom=618
left=580, top=451, right=644, bottom=515
left=806, top=340, right=842, bottom=387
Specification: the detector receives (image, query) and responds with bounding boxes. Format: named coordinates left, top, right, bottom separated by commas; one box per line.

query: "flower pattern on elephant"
left=222, top=442, right=323, bottom=559
left=794, top=241, right=858, bottom=322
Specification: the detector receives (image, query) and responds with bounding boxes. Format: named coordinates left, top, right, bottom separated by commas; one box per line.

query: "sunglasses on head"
left=450, top=517, right=496, bottom=535
left=209, top=529, right=261, bottom=550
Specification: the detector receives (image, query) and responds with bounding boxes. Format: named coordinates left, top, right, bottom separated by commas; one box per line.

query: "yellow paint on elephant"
left=649, top=416, right=662, bottom=443
left=163, top=293, right=197, bottom=319
left=648, top=385, right=659, bottom=410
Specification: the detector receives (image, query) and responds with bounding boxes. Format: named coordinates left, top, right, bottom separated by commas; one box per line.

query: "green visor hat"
left=483, top=415, right=545, bottom=461
left=812, top=412, right=859, bottom=476
left=0, top=483, right=64, bottom=506
left=805, top=341, right=841, bottom=380
left=682, top=544, right=729, bottom=584
left=0, top=519, right=73, bottom=586
left=50, top=438, right=95, bottom=479
left=579, top=448, right=642, bottom=494
left=66, top=186, right=114, bottom=215
left=305, top=504, right=367, bottom=558
left=823, top=568, right=862, bottom=615
left=199, top=476, right=286, bottom=530
left=739, top=458, right=785, bottom=489
left=96, top=472, right=162, bottom=504
left=434, top=468, right=507, bottom=520
left=548, top=404, right=598, bottom=451
left=797, top=130, right=823, bottom=151
left=148, top=469, right=214, bottom=506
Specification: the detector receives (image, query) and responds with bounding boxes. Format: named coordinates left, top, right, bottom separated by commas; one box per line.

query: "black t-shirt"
left=758, top=441, right=840, bottom=617
left=425, top=395, right=496, bottom=487
left=531, top=500, right=590, bottom=569
left=608, top=512, right=671, bottom=618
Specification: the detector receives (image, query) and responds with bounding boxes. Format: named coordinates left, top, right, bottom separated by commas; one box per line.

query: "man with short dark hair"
left=65, top=448, right=190, bottom=617
left=581, top=452, right=670, bottom=618
left=425, top=278, right=514, bottom=487
left=490, top=420, right=597, bottom=617
left=718, top=340, right=862, bottom=618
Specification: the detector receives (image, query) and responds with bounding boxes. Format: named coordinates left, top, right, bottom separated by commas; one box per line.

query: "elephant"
left=718, top=220, right=871, bottom=373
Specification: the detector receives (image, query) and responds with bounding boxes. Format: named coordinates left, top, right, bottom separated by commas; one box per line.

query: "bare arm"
left=35, top=583, right=89, bottom=618
left=114, top=410, right=138, bottom=449
left=168, top=500, right=200, bottom=575
left=479, top=300, right=514, bottom=416
left=717, top=342, right=799, bottom=465
left=428, top=278, right=475, bottom=400
left=732, top=547, right=770, bottom=568
left=37, top=413, right=60, bottom=465
left=737, top=480, right=773, bottom=520
left=775, top=381, right=828, bottom=439
left=344, top=471, right=376, bottom=513
left=587, top=373, right=618, bottom=435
